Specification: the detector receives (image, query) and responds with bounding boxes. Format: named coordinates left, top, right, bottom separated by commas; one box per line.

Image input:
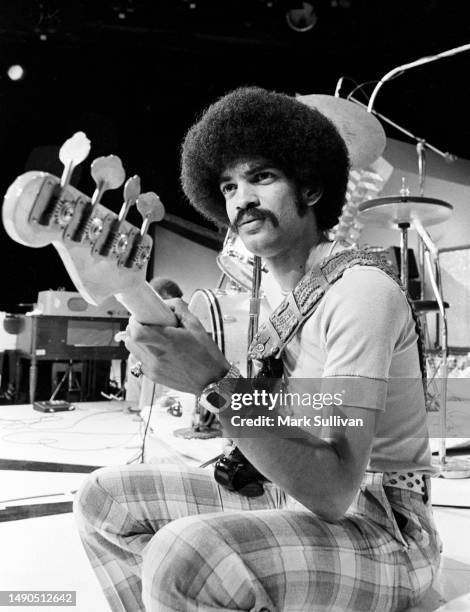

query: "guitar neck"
left=116, top=281, right=177, bottom=326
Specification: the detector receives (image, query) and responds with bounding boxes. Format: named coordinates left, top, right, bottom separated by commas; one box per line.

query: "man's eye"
left=256, top=171, right=274, bottom=182
left=221, top=184, right=235, bottom=195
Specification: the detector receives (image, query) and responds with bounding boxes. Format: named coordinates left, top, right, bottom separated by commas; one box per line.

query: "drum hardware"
left=357, top=183, right=469, bottom=476
left=412, top=220, right=470, bottom=477
left=412, top=300, right=450, bottom=314
left=353, top=73, right=465, bottom=474
left=353, top=75, right=456, bottom=470
left=216, top=227, right=267, bottom=374
left=216, top=228, right=269, bottom=292
left=357, top=193, right=453, bottom=290
left=247, top=255, right=262, bottom=378
left=182, top=289, right=269, bottom=440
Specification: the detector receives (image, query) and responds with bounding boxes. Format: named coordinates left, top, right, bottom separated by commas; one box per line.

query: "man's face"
left=219, top=159, right=313, bottom=258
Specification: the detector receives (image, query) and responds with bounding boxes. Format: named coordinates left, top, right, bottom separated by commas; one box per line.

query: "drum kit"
left=188, top=93, right=469, bottom=477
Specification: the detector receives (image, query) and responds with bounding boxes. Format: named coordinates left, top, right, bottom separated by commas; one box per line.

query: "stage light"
left=7, top=65, right=25, bottom=81
left=286, top=2, right=317, bottom=32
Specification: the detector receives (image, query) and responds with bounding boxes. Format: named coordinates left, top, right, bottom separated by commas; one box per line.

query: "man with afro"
left=75, top=87, right=441, bottom=611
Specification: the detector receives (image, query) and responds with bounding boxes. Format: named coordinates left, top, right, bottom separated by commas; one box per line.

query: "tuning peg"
left=136, top=192, right=165, bottom=237
left=58, top=131, right=91, bottom=189
left=90, top=155, right=126, bottom=210
left=118, top=175, right=141, bottom=223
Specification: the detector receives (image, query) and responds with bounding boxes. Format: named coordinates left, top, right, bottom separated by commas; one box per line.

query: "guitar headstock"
left=2, top=132, right=172, bottom=324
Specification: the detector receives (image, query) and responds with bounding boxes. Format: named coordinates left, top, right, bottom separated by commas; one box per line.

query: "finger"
left=124, top=338, right=148, bottom=364
left=170, top=300, right=208, bottom=334
left=165, top=297, right=187, bottom=311
left=127, top=317, right=169, bottom=343
left=114, top=330, right=128, bottom=343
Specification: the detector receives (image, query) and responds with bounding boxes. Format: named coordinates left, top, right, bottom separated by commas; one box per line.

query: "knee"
left=73, top=466, right=118, bottom=527
left=142, top=516, right=254, bottom=610
left=142, top=518, right=208, bottom=593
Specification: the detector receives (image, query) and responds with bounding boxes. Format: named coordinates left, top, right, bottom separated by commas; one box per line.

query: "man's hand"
left=124, top=299, right=230, bottom=395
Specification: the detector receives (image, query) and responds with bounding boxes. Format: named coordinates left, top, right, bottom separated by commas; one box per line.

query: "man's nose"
left=234, top=182, right=259, bottom=210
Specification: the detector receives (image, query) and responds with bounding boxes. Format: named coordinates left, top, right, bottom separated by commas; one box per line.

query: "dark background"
left=1, top=0, right=470, bottom=312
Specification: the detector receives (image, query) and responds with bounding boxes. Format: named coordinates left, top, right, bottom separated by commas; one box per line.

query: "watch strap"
left=199, top=363, right=242, bottom=414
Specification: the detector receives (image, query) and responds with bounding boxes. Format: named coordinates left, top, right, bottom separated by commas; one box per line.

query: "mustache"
left=230, top=208, right=279, bottom=233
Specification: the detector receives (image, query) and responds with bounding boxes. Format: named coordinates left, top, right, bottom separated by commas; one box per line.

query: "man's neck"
left=265, top=231, right=326, bottom=292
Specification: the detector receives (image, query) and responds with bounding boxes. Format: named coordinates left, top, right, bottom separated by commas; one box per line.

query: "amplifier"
left=36, top=291, right=129, bottom=318
left=15, top=315, right=128, bottom=360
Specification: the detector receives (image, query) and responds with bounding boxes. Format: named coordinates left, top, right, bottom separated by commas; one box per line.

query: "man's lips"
left=238, top=215, right=266, bottom=228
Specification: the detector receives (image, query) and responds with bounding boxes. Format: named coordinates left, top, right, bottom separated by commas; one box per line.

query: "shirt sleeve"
left=319, top=266, right=413, bottom=411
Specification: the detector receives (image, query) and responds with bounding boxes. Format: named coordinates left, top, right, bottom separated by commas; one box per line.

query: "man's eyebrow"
left=219, top=162, right=272, bottom=184
left=219, top=171, right=232, bottom=184
left=245, top=162, right=271, bottom=175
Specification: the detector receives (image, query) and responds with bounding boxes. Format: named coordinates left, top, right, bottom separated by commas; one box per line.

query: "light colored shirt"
left=281, top=264, right=434, bottom=475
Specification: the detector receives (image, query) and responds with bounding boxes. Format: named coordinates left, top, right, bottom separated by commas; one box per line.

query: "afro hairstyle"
left=180, top=86, right=350, bottom=231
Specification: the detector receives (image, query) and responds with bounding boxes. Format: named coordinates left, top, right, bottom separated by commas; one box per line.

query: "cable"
left=345, top=79, right=379, bottom=103
left=140, top=383, right=157, bottom=463
left=0, top=407, right=140, bottom=451
left=345, top=73, right=405, bottom=104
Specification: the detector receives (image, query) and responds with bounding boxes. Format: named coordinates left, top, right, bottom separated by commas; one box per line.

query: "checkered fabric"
left=74, top=465, right=441, bottom=612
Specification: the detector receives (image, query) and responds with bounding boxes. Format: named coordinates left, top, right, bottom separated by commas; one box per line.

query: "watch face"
left=207, top=391, right=226, bottom=409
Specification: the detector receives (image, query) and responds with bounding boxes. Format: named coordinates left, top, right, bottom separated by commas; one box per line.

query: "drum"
left=189, top=289, right=269, bottom=377
left=216, top=229, right=268, bottom=291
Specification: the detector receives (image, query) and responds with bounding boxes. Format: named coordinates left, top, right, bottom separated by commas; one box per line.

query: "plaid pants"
left=74, top=464, right=441, bottom=612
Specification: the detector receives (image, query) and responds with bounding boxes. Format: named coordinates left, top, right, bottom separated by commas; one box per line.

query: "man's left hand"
left=124, top=298, right=230, bottom=395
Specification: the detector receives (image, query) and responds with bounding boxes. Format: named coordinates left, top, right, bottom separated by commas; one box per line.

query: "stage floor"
left=0, top=400, right=469, bottom=611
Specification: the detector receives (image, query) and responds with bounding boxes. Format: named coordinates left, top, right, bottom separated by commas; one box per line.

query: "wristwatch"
left=198, top=363, right=242, bottom=415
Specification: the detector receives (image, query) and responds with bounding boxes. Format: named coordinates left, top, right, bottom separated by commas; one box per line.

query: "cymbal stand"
left=416, top=141, right=426, bottom=300
left=397, top=178, right=412, bottom=291
left=398, top=222, right=410, bottom=290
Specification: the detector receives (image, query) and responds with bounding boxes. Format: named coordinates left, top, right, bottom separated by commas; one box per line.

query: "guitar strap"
left=248, top=248, right=427, bottom=390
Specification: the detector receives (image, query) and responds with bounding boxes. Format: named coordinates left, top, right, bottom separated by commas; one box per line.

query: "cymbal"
left=358, top=196, right=453, bottom=228
left=296, top=94, right=386, bottom=169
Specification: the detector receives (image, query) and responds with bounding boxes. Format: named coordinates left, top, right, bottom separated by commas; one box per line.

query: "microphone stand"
left=367, top=42, right=470, bottom=114
left=348, top=95, right=457, bottom=164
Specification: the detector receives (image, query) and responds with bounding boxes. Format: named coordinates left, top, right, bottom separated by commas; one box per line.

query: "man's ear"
left=303, top=186, right=323, bottom=207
